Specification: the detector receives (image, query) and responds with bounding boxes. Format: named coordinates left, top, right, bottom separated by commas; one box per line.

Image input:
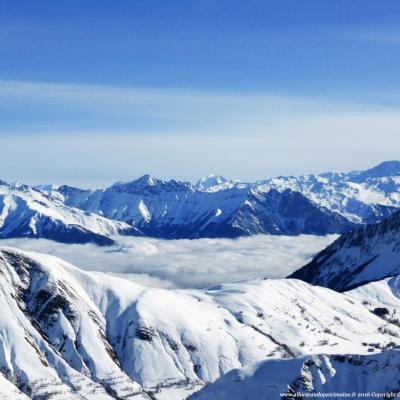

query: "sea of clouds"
left=0, top=235, right=336, bottom=289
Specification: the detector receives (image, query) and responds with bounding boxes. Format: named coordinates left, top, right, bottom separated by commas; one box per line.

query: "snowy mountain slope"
left=194, top=175, right=246, bottom=192
left=2, top=247, right=400, bottom=398
left=194, top=271, right=400, bottom=400
left=189, top=350, right=400, bottom=400
left=289, top=211, right=400, bottom=291
left=0, top=182, right=140, bottom=245
left=348, top=275, right=400, bottom=315
left=256, top=160, right=400, bottom=224
left=0, top=373, right=29, bottom=400
left=190, top=161, right=400, bottom=225
left=2, top=160, right=398, bottom=241
left=352, top=160, right=400, bottom=182
left=54, top=176, right=354, bottom=238
left=0, top=248, right=150, bottom=399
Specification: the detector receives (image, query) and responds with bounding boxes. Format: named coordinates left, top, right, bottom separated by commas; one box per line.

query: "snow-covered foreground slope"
left=1, top=247, right=400, bottom=399
left=0, top=373, right=29, bottom=400
left=0, top=182, right=139, bottom=245
left=190, top=277, right=400, bottom=399
left=290, top=210, right=400, bottom=291
left=190, top=350, right=400, bottom=400
left=0, top=247, right=149, bottom=399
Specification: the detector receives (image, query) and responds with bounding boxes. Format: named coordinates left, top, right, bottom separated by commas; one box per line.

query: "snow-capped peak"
left=194, top=174, right=244, bottom=192
left=195, top=174, right=229, bottom=189
left=113, top=174, right=157, bottom=188
left=111, top=175, right=193, bottom=195
left=135, top=174, right=157, bottom=186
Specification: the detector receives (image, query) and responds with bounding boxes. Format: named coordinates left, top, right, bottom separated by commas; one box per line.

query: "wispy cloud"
left=0, top=79, right=398, bottom=136
left=1, top=80, right=400, bottom=185
left=0, top=235, right=336, bottom=289
left=0, top=80, right=303, bottom=134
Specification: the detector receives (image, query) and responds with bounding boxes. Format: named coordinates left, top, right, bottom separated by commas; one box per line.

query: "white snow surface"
left=0, top=373, right=29, bottom=400
left=190, top=350, right=400, bottom=400
left=1, top=247, right=400, bottom=399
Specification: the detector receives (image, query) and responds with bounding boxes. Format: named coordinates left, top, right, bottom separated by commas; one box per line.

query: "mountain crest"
left=351, top=160, right=400, bottom=181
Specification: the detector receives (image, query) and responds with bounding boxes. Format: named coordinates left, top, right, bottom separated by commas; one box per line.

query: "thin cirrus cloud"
left=0, top=79, right=363, bottom=134
left=1, top=79, right=400, bottom=186
left=0, top=235, right=337, bottom=289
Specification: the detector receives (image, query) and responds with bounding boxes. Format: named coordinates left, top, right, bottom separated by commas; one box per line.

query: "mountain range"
left=2, top=160, right=400, bottom=243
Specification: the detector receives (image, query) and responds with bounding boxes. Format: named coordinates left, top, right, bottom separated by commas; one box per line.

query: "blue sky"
left=1, top=0, right=400, bottom=186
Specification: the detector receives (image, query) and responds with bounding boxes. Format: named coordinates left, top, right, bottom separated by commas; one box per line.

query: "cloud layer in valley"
left=0, top=235, right=336, bottom=289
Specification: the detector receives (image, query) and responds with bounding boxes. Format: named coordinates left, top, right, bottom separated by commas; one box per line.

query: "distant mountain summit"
left=2, top=160, right=400, bottom=243
left=195, top=175, right=234, bottom=191
left=351, top=160, right=400, bottom=182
